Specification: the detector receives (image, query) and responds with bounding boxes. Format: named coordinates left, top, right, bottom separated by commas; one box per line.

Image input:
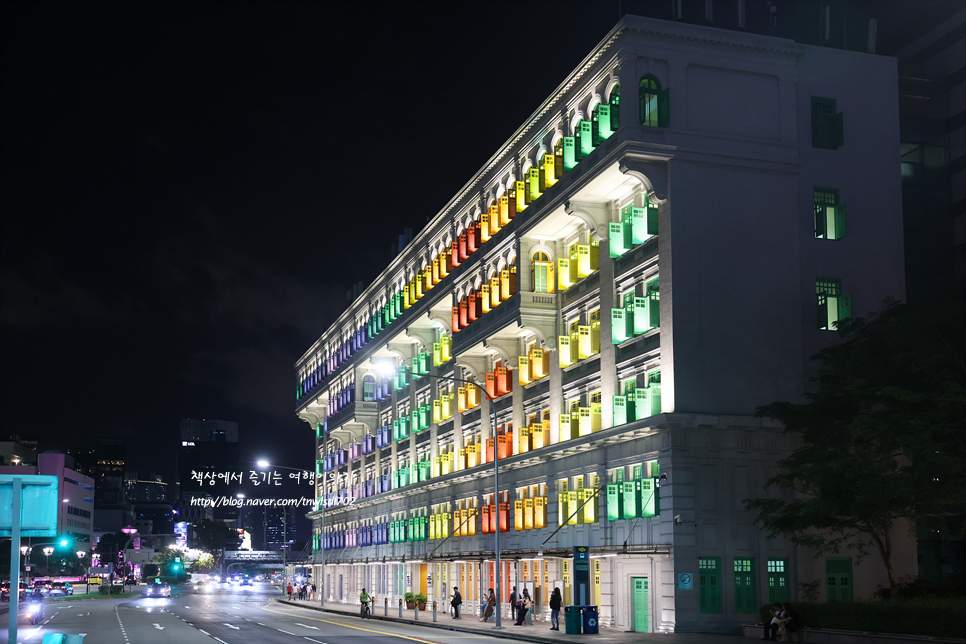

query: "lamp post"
left=120, top=526, right=138, bottom=590
left=20, top=546, right=31, bottom=588
left=43, top=547, right=54, bottom=576
left=76, top=551, right=88, bottom=595
left=256, top=461, right=314, bottom=601
left=236, top=493, right=245, bottom=533
left=375, top=361, right=504, bottom=629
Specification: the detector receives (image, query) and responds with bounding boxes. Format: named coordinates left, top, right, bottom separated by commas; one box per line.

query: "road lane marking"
left=199, top=629, right=209, bottom=635
left=295, top=623, right=320, bottom=629
left=215, top=639, right=228, bottom=644
left=278, top=628, right=296, bottom=634
left=224, top=623, right=240, bottom=629
left=304, top=639, right=323, bottom=643
left=260, top=603, right=445, bottom=644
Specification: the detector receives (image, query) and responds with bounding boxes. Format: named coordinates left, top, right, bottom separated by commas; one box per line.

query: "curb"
left=277, top=599, right=581, bottom=643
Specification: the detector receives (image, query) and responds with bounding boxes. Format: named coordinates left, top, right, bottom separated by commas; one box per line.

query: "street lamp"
left=375, top=361, right=504, bottom=629
left=256, top=461, right=313, bottom=601
left=19, top=547, right=31, bottom=588
left=121, top=526, right=138, bottom=590
left=76, top=551, right=88, bottom=595
left=43, top=547, right=54, bottom=576
left=236, top=493, right=246, bottom=533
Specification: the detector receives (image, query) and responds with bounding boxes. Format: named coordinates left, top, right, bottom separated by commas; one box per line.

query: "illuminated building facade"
left=295, top=15, right=914, bottom=632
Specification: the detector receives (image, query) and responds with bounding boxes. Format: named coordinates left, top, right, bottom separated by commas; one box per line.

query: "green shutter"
left=632, top=297, right=649, bottom=335
left=613, top=395, right=627, bottom=426
left=606, top=483, right=623, bottom=520
left=578, top=120, right=594, bottom=158
left=622, top=480, right=641, bottom=519
left=814, top=202, right=828, bottom=238
left=640, top=478, right=657, bottom=517
left=563, top=137, right=577, bottom=170
left=597, top=105, right=613, bottom=140
left=630, top=207, right=647, bottom=244
left=647, top=204, right=658, bottom=236
left=648, top=385, right=662, bottom=416
left=609, top=222, right=627, bottom=257
left=834, top=203, right=847, bottom=239
left=831, top=111, right=844, bottom=149
left=658, top=88, right=670, bottom=128
left=837, top=295, right=852, bottom=327
left=647, top=292, right=660, bottom=329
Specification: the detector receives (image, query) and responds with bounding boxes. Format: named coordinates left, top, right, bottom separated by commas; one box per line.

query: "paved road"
left=0, top=582, right=518, bottom=644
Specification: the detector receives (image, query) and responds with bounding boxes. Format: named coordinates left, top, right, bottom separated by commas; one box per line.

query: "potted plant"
left=404, top=592, right=416, bottom=609
left=415, top=592, right=427, bottom=611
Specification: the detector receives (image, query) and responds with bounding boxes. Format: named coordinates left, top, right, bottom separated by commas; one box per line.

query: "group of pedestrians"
left=766, top=603, right=801, bottom=642
left=286, top=582, right=316, bottom=601
left=477, top=585, right=561, bottom=629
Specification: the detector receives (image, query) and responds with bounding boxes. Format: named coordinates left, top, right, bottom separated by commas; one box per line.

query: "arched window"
left=363, top=375, right=376, bottom=401
left=639, top=75, right=668, bottom=128
left=609, top=83, right=620, bottom=127
left=531, top=250, right=555, bottom=294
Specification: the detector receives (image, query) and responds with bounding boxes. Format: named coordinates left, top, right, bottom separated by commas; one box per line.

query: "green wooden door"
left=826, top=558, right=853, bottom=601
left=632, top=577, right=648, bottom=632
left=767, top=559, right=789, bottom=603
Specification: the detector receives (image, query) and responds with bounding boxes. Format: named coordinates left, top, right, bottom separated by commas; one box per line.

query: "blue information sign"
left=678, top=573, right=693, bottom=590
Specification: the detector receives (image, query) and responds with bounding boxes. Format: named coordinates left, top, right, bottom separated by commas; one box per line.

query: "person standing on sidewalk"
left=286, top=583, right=293, bottom=600
left=481, top=588, right=495, bottom=622
left=514, top=588, right=532, bottom=625
left=549, top=587, right=562, bottom=631
left=451, top=587, right=462, bottom=619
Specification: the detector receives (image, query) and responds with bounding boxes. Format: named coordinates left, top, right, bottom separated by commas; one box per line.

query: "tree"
left=745, top=297, right=966, bottom=597
left=154, top=547, right=180, bottom=575
left=93, top=531, right=126, bottom=566
left=192, top=553, right=216, bottom=573
left=191, top=520, right=237, bottom=566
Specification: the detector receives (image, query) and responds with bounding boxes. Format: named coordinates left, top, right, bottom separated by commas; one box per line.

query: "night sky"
left=1, top=0, right=955, bottom=522
left=0, top=1, right=629, bottom=489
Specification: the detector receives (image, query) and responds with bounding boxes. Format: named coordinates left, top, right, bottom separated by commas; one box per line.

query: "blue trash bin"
left=582, top=605, right=599, bottom=634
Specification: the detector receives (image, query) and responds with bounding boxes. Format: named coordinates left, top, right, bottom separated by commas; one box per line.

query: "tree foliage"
left=92, top=531, right=128, bottom=565
left=192, top=553, right=216, bottom=572
left=154, top=546, right=180, bottom=571
left=192, top=519, right=237, bottom=562
left=746, top=298, right=966, bottom=596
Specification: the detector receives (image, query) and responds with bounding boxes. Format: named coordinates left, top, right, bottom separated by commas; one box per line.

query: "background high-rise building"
left=175, top=418, right=240, bottom=527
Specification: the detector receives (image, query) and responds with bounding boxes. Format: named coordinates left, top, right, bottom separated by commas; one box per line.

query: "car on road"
left=48, top=582, right=73, bottom=596
left=194, top=580, right=210, bottom=594
left=142, top=582, right=171, bottom=598
left=1, top=582, right=28, bottom=602
left=239, top=578, right=253, bottom=586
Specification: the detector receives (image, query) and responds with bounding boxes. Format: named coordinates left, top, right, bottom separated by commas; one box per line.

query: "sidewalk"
left=278, top=595, right=744, bottom=644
